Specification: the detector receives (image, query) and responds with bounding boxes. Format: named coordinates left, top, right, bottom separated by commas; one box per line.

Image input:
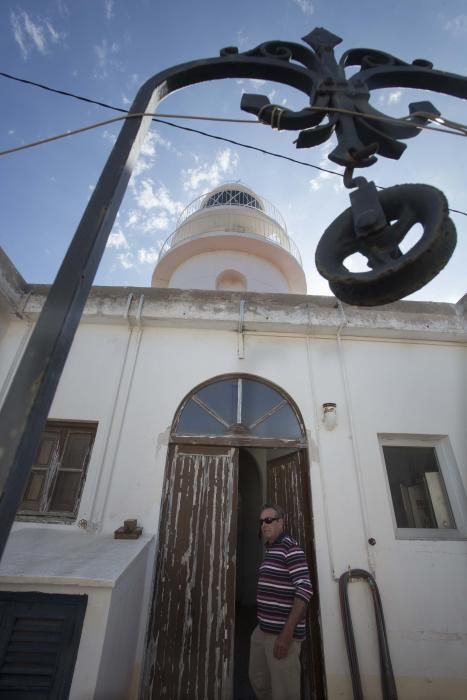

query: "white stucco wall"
left=309, top=336, right=467, bottom=698
left=0, top=291, right=466, bottom=699
left=168, top=250, right=290, bottom=292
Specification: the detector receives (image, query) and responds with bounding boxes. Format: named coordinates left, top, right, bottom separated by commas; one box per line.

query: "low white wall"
left=0, top=528, right=154, bottom=700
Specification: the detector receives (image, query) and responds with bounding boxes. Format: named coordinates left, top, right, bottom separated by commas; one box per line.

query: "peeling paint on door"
left=144, top=445, right=238, bottom=700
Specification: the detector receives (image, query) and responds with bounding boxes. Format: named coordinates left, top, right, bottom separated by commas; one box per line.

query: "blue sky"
left=0, top=0, right=466, bottom=302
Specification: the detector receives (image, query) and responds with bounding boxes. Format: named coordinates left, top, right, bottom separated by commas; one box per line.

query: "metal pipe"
left=336, top=301, right=376, bottom=574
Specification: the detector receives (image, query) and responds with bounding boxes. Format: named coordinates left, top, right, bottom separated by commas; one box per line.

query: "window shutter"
left=0, top=592, right=87, bottom=699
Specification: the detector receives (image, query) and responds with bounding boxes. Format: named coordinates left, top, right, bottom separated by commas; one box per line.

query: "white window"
left=379, top=435, right=466, bottom=540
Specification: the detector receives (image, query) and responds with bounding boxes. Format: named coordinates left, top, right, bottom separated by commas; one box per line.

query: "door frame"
left=142, top=374, right=327, bottom=699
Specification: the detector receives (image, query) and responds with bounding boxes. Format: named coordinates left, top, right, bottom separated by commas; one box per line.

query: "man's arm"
left=273, top=597, right=307, bottom=659
left=274, top=543, right=312, bottom=659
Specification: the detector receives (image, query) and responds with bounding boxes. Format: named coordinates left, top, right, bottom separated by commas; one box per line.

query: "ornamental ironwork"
left=0, top=28, right=466, bottom=562
left=237, top=27, right=465, bottom=305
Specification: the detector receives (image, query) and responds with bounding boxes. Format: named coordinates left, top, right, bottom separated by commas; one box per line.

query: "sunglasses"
left=259, top=517, right=280, bottom=526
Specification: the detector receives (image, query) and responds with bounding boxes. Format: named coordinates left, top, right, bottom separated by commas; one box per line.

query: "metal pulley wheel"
left=315, top=184, right=457, bottom=306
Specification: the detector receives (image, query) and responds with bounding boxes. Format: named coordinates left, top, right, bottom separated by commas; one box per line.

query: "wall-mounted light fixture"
left=322, top=402, right=337, bottom=431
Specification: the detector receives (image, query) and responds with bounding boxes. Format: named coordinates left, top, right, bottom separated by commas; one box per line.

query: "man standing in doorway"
left=249, top=503, right=312, bottom=700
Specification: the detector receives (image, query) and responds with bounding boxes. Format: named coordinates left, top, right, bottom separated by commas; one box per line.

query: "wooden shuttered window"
left=18, top=421, right=97, bottom=520
left=0, top=592, right=87, bottom=699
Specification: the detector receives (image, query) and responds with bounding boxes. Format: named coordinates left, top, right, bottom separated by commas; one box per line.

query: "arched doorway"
left=143, top=375, right=326, bottom=699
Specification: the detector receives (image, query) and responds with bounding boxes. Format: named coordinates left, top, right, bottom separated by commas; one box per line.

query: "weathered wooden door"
left=267, top=450, right=326, bottom=700
left=145, top=445, right=238, bottom=700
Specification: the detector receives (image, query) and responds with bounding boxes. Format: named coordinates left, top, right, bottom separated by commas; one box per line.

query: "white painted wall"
left=168, top=250, right=290, bottom=292
left=0, top=300, right=466, bottom=699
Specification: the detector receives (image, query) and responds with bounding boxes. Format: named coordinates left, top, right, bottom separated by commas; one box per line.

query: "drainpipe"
left=336, top=301, right=376, bottom=574
left=0, top=292, right=33, bottom=407
left=237, top=299, right=245, bottom=359
left=98, top=294, right=145, bottom=530
left=86, top=293, right=137, bottom=531
left=306, top=330, right=340, bottom=580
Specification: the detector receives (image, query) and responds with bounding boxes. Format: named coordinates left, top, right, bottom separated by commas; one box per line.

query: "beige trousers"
left=248, top=625, right=302, bottom=700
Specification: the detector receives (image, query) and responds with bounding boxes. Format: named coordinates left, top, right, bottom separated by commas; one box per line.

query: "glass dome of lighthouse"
left=151, top=183, right=306, bottom=293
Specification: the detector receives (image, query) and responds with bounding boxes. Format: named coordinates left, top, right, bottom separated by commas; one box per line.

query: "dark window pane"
left=61, top=433, right=93, bottom=471
left=195, top=379, right=237, bottom=426
left=49, top=472, right=82, bottom=513
left=21, top=471, right=46, bottom=510
left=204, top=189, right=261, bottom=210
left=250, top=404, right=302, bottom=439
left=175, top=378, right=303, bottom=439
left=243, top=380, right=287, bottom=427
left=383, top=446, right=455, bottom=529
left=176, top=399, right=227, bottom=436
left=35, top=432, right=59, bottom=467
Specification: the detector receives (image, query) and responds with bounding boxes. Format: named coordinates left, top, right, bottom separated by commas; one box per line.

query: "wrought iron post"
left=0, top=27, right=466, bottom=561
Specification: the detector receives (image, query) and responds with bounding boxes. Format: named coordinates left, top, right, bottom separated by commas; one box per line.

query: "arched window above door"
left=173, top=376, right=305, bottom=441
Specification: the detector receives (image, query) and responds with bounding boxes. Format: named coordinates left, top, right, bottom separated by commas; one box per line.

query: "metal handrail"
left=175, top=189, right=288, bottom=232
left=158, top=190, right=303, bottom=265
left=158, top=226, right=303, bottom=266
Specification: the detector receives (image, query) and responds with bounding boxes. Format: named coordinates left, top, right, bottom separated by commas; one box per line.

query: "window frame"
left=17, top=419, right=97, bottom=523
left=172, top=374, right=307, bottom=447
left=378, top=434, right=467, bottom=541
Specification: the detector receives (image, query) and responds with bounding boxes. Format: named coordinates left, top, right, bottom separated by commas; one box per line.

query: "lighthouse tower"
left=151, top=183, right=306, bottom=293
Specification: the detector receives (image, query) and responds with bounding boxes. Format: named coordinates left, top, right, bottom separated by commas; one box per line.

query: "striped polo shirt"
left=257, top=532, right=312, bottom=641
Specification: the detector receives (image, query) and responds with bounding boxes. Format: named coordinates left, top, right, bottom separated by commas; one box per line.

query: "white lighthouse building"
left=0, top=184, right=466, bottom=699
left=152, top=183, right=306, bottom=293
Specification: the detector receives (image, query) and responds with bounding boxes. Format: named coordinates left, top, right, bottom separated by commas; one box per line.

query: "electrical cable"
left=0, top=114, right=148, bottom=157
left=2, top=71, right=466, bottom=136
left=0, top=71, right=466, bottom=216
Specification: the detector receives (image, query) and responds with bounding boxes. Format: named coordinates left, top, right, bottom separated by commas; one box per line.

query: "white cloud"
left=236, top=30, right=249, bottom=51
left=183, top=148, right=239, bottom=193
left=138, top=245, right=162, bottom=264
left=129, top=130, right=172, bottom=179
left=56, top=0, right=70, bottom=17
left=104, top=0, right=114, bottom=19
left=291, top=0, right=314, bottom=16
left=107, top=230, right=129, bottom=250
left=126, top=210, right=140, bottom=227
left=444, top=15, right=467, bottom=36
left=140, top=214, right=170, bottom=233
left=388, top=90, right=402, bottom=105
left=102, top=129, right=117, bottom=145
left=117, top=252, right=134, bottom=269
left=46, top=22, right=59, bottom=42
left=94, top=39, right=120, bottom=77
left=10, top=10, right=63, bottom=59
left=309, top=141, right=343, bottom=192
left=236, top=78, right=267, bottom=91
left=23, top=12, right=46, bottom=52
left=11, top=13, right=28, bottom=58
left=343, top=253, right=371, bottom=273
left=135, top=181, right=184, bottom=217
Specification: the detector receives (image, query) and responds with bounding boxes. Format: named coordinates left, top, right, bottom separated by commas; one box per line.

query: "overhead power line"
left=1, top=71, right=466, bottom=136
left=0, top=71, right=465, bottom=217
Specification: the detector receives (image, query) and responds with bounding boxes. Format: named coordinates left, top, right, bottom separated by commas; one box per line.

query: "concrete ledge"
left=18, top=286, right=467, bottom=342
left=0, top=526, right=153, bottom=587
